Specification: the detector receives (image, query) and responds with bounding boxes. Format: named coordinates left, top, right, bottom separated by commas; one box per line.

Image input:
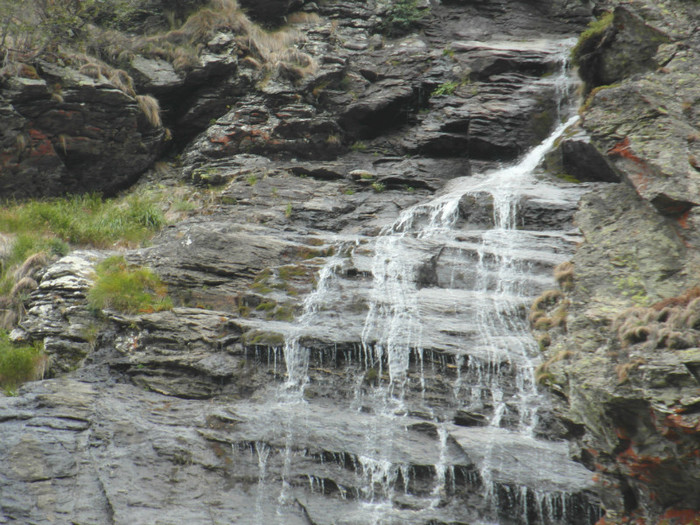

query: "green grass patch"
left=278, top=265, right=308, bottom=281
left=0, top=330, right=46, bottom=393
left=0, top=191, right=175, bottom=303
left=256, top=301, right=277, bottom=312
left=555, top=173, right=582, bottom=184
left=243, top=330, right=285, bottom=347
left=0, top=192, right=165, bottom=247
left=88, top=255, right=173, bottom=314
left=431, top=81, right=460, bottom=97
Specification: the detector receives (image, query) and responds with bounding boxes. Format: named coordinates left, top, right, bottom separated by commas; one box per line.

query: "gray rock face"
left=17, top=0, right=695, bottom=524
left=534, top=1, right=700, bottom=522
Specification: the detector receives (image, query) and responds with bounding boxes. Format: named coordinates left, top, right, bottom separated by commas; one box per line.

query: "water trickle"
left=282, top=248, right=348, bottom=396
left=255, top=441, right=271, bottom=524
left=247, top=39, right=601, bottom=525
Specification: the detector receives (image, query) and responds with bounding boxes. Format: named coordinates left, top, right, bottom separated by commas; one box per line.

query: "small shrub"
left=88, top=256, right=173, bottom=314
left=0, top=331, right=46, bottom=393
left=431, top=81, right=460, bottom=97
left=379, top=0, right=427, bottom=37
left=371, top=181, right=386, bottom=193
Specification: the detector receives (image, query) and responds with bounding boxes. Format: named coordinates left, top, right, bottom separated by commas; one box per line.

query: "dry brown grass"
left=554, top=261, right=574, bottom=291
left=14, top=252, right=49, bottom=281
left=287, top=12, right=322, bottom=25
left=84, top=0, right=317, bottom=80
left=613, top=291, right=700, bottom=350
left=530, top=288, right=568, bottom=332
left=532, top=289, right=562, bottom=312
left=136, top=95, right=162, bottom=128
left=535, top=350, right=574, bottom=385
left=651, top=285, right=700, bottom=311
left=536, top=332, right=551, bottom=351
left=620, top=324, right=654, bottom=346
left=108, top=69, right=136, bottom=97
left=9, top=276, right=38, bottom=299
left=615, top=358, right=645, bottom=384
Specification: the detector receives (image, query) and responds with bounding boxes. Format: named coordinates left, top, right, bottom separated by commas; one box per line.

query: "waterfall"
left=239, top=38, right=601, bottom=525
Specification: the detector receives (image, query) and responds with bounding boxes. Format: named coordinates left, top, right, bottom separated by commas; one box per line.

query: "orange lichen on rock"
left=607, top=137, right=654, bottom=192
left=28, top=128, right=56, bottom=157
left=660, top=508, right=700, bottom=524
left=677, top=210, right=691, bottom=229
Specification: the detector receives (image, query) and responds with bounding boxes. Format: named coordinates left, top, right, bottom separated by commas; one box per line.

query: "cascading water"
left=232, top=38, right=603, bottom=525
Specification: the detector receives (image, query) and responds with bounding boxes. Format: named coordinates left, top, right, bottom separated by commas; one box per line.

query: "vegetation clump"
left=553, top=261, right=574, bottom=291
left=613, top=288, right=700, bottom=352
left=379, top=0, right=427, bottom=37
left=88, top=255, right=172, bottom=314
left=431, top=81, right=460, bottom=97
left=0, top=192, right=165, bottom=248
left=571, top=11, right=614, bottom=65
left=0, top=330, right=46, bottom=394
left=1, top=0, right=319, bottom=138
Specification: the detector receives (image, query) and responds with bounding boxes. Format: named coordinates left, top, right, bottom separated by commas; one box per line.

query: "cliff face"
left=1, top=0, right=699, bottom=524
left=536, top=0, right=700, bottom=522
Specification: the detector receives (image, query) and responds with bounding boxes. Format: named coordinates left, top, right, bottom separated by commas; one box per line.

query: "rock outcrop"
left=535, top=1, right=700, bottom=523
left=0, top=66, right=166, bottom=198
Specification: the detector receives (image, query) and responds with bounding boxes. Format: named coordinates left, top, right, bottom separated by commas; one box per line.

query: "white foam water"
left=252, top=38, right=598, bottom=525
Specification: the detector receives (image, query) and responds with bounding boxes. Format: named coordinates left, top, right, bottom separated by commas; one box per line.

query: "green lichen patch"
left=571, top=11, right=614, bottom=65
left=242, top=330, right=285, bottom=347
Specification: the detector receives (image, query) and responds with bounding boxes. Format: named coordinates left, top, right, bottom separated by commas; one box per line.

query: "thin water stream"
left=239, top=38, right=602, bottom=525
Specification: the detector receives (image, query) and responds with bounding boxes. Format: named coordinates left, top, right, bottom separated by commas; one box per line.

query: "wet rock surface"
left=3, top=0, right=699, bottom=524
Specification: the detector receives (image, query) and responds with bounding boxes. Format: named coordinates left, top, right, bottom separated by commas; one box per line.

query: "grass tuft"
left=136, top=95, right=162, bottom=128
left=88, top=256, right=173, bottom=315
left=0, top=331, right=47, bottom=393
